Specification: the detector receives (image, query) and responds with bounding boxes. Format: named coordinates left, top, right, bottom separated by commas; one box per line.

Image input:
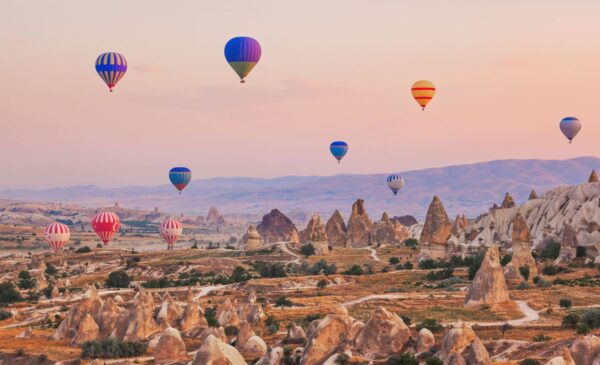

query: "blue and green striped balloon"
left=169, top=167, right=192, bottom=194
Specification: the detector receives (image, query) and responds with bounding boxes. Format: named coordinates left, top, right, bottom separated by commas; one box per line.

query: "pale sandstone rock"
left=465, top=245, right=510, bottom=307
left=569, top=335, right=600, bottom=365
left=300, top=306, right=355, bottom=365
left=53, top=285, right=103, bottom=340
left=72, top=313, right=99, bottom=345
left=255, top=346, right=284, bottom=365
left=354, top=306, right=410, bottom=357
left=96, top=297, right=124, bottom=337
left=416, top=328, right=435, bottom=354
left=420, top=196, right=452, bottom=245
left=346, top=199, right=372, bottom=246
left=154, top=327, right=188, bottom=361
left=192, top=334, right=248, bottom=365
left=257, top=209, right=297, bottom=243
left=243, top=224, right=262, bottom=251
left=325, top=210, right=347, bottom=247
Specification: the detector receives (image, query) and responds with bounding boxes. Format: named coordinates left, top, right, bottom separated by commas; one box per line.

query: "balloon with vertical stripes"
left=160, top=217, right=183, bottom=250
left=91, top=211, right=120, bottom=245
left=44, top=222, right=70, bottom=253
left=411, top=80, right=436, bottom=110
left=95, top=52, right=128, bottom=92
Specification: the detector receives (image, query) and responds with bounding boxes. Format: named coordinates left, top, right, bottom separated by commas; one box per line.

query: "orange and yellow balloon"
left=411, top=80, right=436, bottom=110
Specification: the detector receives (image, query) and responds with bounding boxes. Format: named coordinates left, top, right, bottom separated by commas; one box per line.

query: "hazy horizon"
left=3, top=1, right=600, bottom=189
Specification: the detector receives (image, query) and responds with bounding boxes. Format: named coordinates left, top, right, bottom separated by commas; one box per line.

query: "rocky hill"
left=2, top=157, right=599, bottom=221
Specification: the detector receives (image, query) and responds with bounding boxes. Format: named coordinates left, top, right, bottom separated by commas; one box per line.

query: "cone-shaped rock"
left=325, top=210, right=347, bottom=247
left=501, top=192, right=515, bottom=209
left=372, top=213, right=397, bottom=244
left=505, top=214, right=538, bottom=281
left=465, top=245, right=510, bottom=307
left=528, top=189, right=539, bottom=200
left=155, top=327, right=188, bottom=361
left=72, top=314, right=99, bottom=345
left=193, top=334, right=248, bottom=365
left=354, top=306, right=411, bottom=356
left=420, top=196, right=452, bottom=245
left=242, top=225, right=262, bottom=251
left=589, top=170, right=599, bottom=183
left=257, top=209, right=297, bottom=243
left=346, top=199, right=372, bottom=245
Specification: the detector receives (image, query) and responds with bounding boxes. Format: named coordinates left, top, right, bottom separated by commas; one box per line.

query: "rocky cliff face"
left=325, top=210, right=347, bottom=247
left=465, top=245, right=511, bottom=307
left=420, top=196, right=452, bottom=245
left=346, top=199, right=372, bottom=246
left=257, top=209, right=297, bottom=243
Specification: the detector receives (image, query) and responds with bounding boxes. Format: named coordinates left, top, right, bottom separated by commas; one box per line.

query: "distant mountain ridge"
left=1, top=157, right=599, bottom=222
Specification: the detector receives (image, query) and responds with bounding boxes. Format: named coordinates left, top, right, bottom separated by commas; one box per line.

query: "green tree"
left=519, top=266, right=530, bottom=281
left=343, top=265, right=364, bottom=276
left=300, top=244, right=316, bottom=258
left=0, top=283, right=21, bottom=304
left=230, top=266, right=251, bottom=282
left=561, top=313, right=579, bottom=329
left=317, top=279, right=328, bottom=291
left=425, top=357, right=443, bottom=365
left=559, top=298, right=572, bottom=309
left=387, top=353, right=418, bottom=365
left=18, top=271, right=36, bottom=290
left=105, top=270, right=131, bottom=288
left=75, top=246, right=92, bottom=253
left=45, top=264, right=58, bottom=276
left=500, top=254, right=512, bottom=266
left=404, top=238, right=418, bottom=248
left=389, top=257, right=400, bottom=265
left=204, top=307, right=218, bottom=327
left=275, top=296, right=293, bottom=309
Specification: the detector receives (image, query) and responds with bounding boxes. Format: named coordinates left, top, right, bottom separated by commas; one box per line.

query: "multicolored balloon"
left=224, top=37, right=261, bottom=83
left=44, top=222, right=70, bottom=253
left=160, top=217, right=183, bottom=250
left=95, top=52, right=127, bottom=92
left=559, top=117, right=581, bottom=143
left=92, top=212, right=120, bottom=245
left=169, top=167, right=192, bottom=194
left=411, top=80, right=436, bottom=110
left=386, top=174, right=405, bottom=195
left=330, top=141, right=348, bottom=163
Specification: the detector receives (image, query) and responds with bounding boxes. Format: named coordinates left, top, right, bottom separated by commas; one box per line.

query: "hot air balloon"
left=44, top=222, right=70, bottom=253
left=386, top=174, right=405, bottom=195
left=411, top=80, right=436, bottom=110
left=224, top=37, right=261, bottom=83
left=160, top=217, right=183, bottom=250
left=560, top=117, right=581, bottom=143
left=169, top=167, right=192, bottom=194
left=95, top=52, right=127, bottom=92
left=330, top=141, right=348, bottom=163
left=92, top=212, right=120, bottom=245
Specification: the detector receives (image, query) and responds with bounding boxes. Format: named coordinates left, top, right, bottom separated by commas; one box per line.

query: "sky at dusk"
left=2, top=1, right=600, bottom=189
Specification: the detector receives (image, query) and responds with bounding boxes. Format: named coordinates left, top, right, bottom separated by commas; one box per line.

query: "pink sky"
left=2, top=1, right=600, bottom=189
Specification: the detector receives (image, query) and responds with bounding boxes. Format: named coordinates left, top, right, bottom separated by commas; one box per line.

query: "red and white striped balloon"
left=91, top=211, right=120, bottom=245
left=44, top=222, right=70, bottom=253
left=160, top=217, right=182, bottom=249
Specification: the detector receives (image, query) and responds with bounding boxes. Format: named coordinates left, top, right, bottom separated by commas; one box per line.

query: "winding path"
left=278, top=242, right=302, bottom=264
left=365, top=247, right=380, bottom=262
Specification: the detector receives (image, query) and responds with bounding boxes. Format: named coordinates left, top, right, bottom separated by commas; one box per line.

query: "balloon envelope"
left=330, top=141, right=348, bottom=163
left=44, top=222, right=70, bottom=252
left=95, top=52, right=127, bottom=92
left=386, top=174, right=405, bottom=195
left=411, top=80, right=435, bottom=110
left=92, top=212, right=120, bottom=244
left=224, top=37, right=261, bottom=83
left=559, top=117, right=581, bottom=143
left=169, top=167, right=192, bottom=193
left=160, top=218, right=183, bottom=249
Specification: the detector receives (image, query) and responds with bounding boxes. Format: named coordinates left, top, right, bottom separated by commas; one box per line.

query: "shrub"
left=96, top=243, right=103, bottom=248
left=80, top=337, right=147, bottom=359
left=426, top=267, right=454, bottom=281
left=75, top=246, right=92, bottom=254
left=576, top=246, right=587, bottom=258
left=0, top=310, right=12, bottom=320
left=105, top=270, right=131, bottom=288
left=275, top=296, right=293, bottom=308
left=425, top=357, right=443, bottom=365
left=387, top=353, right=419, bottom=365
left=224, top=325, right=239, bottom=336
left=500, top=254, right=512, bottom=266
left=317, top=279, right=328, bottom=290
left=519, top=266, right=530, bottom=281
left=576, top=323, right=591, bottom=335
left=416, top=318, right=443, bottom=333
left=540, top=241, right=560, bottom=260
left=404, top=238, right=418, bottom=248
left=204, top=307, right=218, bottom=327
left=519, top=360, right=540, bottom=365
left=532, top=276, right=540, bottom=284
left=468, top=253, right=485, bottom=280
left=403, top=262, right=413, bottom=270
left=45, top=264, right=58, bottom=276
left=230, top=266, right=251, bottom=283
left=300, top=244, right=316, bottom=258
left=267, top=324, right=279, bottom=335
left=580, top=308, right=600, bottom=329
left=561, top=313, right=579, bottom=329
left=516, top=281, right=530, bottom=290
left=542, top=265, right=559, bottom=276
left=344, top=265, right=364, bottom=276
left=400, top=315, right=411, bottom=325
left=389, top=257, right=400, bottom=265
left=535, top=278, right=551, bottom=288
left=418, top=259, right=436, bottom=270
left=255, top=262, right=287, bottom=278
left=18, top=271, right=36, bottom=290
left=303, top=260, right=337, bottom=275
left=559, top=298, right=572, bottom=309
left=533, top=333, right=551, bottom=342
left=0, top=282, right=22, bottom=304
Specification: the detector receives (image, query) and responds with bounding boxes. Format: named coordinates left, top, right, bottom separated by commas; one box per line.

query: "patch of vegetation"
left=0, top=310, right=12, bottom=320
left=343, top=265, right=364, bottom=276
left=75, top=246, right=92, bottom=254
left=519, top=360, right=541, bottom=365
left=416, top=318, right=443, bottom=333
left=300, top=260, right=337, bottom=276
left=255, top=262, right=287, bottom=278
left=387, top=353, right=419, bottom=365
left=80, top=337, right=147, bottom=359
left=468, top=253, right=485, bottom=280
left=396, top=261, right=413, bottom=270
left=500, top=254, right=512, bottom=266
left=426, top=267, right=454, bottom=281
left=230, top=266, right=252, bottom=282
left=389, top=257, right=400, bottom=265
left=561, top=313, right=579, bottom=329
left=539, top=241, right=560, bottom=260
left=580, top=308, right=600, bottom=329
left=542, top=264, right=560, bottom=276
left=224, top=325, right=239, bottom=336
left=204, top=307, right=218, bottom=327
left=105, top=270, right=131, bottom=288
left=275, top=296, right=293, bottom=308
left=516, top=281, right=530, bottom=290
left=559, top=298, right=572, bottom=309
left=404, top=238, right=418, bottom=248
left=425, top=357, right=443, bottom=365
left=317, top=279, right=328, bottom=290
left=0, top=283, right=22, bottom=304
left=519, top=266, right=530, bottom=281
left=45, top=264, right=58, bottom=276
left=265, top=315, right=279, bottom=335
left=532, top=333, right=551, bottom=342
left=300, top=244, right=316, bottom=258
left=18, top=271, right=36, bottom=290
left=301, top=313, right=323, bottom=328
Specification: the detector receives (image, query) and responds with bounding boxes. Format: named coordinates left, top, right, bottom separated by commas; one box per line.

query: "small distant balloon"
left=411, top=80, right=436, bottom=110
left=224, top=36, right=261, bottom=83
left=92, top=212, right=120, bottom=245
left=386, top=174, right=405, bottom=195
left=169, top=167, right=192, bottom=194
left=160, top=217, right=183, bottom=250
left=559, top=117, right=581, bottom=143
left=44, top=222, right=70, bottom=253
left=95, top=52, right=127, bottom=92
left=330, top=141, right=348, bottom=163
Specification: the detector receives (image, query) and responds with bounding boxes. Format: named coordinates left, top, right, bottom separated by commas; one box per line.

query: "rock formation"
left=451, top=214, right=468, bottom=236
left=96, top=297, right=124, bottom=337
left=287, top=323, right=307, bottom=342
left=257, top=209, right=297, bottom=243
left=528, top=189, right=539, bottom=200
left=115, top=289, right=159, bottom=341
left=242, top=225, right=262, bottom=251
left=216, top=298, right=240, bottom=327
left=157, top=292, right=183, bottom=327
left=50, top=286, right=60, bottom=299
left=181, top=290, right=206, bottom=332
left=346, top=199, right=372, bottom=246
left=30, top=256, right=46, bottom=270
left=420, top=196, right=452, bottom=245
left=255, top=347, right=284, bottom=365
left=436, top=321, right=489, bottom=364
left=504, top=213, right=538, bottom=282
left=391, top=215, right=418, bottom=227
left=560, top=223, right=579, bottom=260
left=545, top=347, right=575, bottom=365
left=300, top=215, right=329, bottom=255
left=206, top=206, right=225, bottom=224
left=569, top=335, right=600, bottom=365
left=53, top=285, right=103, bottom=340
left=501, top=192, right=516, bottom=208
left=372, top=213, right=397, bottom=244
left=72, top=314, right=99, bottom=345
left=193, top=334, right=248, bottom=365
left=416, top=328, right=435, bottom=354
left=236, top=322, right=267, bottom=360
left=354, top=306, right=410, bottom=357
left=325, top=210, right=347, bottom=247
left=465, top=245, right=511, bottom=307
left=154, top=327, right=188, bottom=362
left=300, top=306, right=355, bottom=365
left=589, top=170, right=599, bottom=183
